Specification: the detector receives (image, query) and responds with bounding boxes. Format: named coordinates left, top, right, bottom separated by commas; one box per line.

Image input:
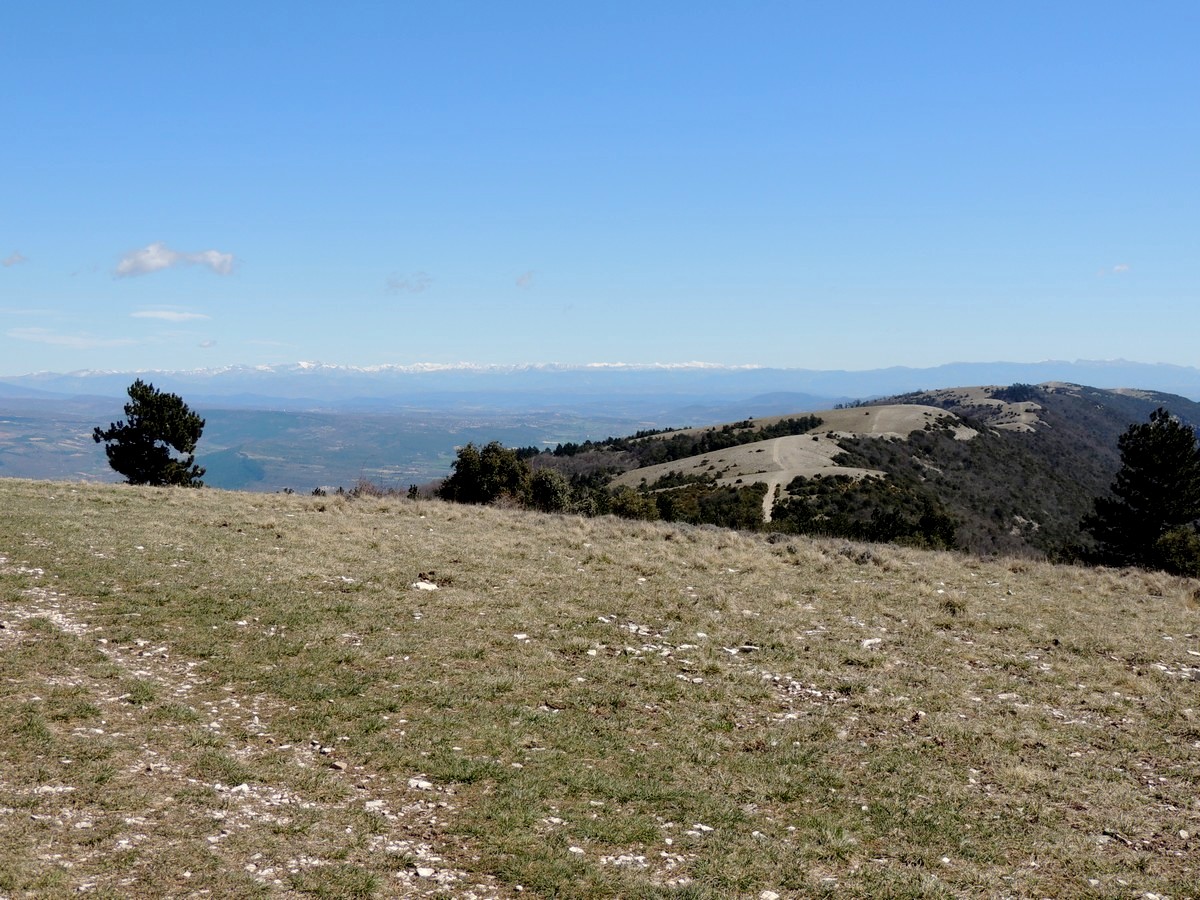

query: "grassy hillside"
left=1, top=479, right=1198, bottom=898
left=550, top=382, right=1200, bottom=559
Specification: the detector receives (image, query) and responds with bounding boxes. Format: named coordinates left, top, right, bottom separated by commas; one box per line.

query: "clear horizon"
left=7, top=356, right=1200, bottom=387
left=3, top=3, right=1197, bottom=374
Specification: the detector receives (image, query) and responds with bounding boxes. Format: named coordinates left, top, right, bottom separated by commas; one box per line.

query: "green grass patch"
left=1, top=479, right=1198, bottom=897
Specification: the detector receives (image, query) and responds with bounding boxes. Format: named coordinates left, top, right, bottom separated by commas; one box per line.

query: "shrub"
left=609, top=486, right=660, bottom=521
left=437, top=442, right=531, bottom=505
left=1153, top=527, right=1200, bottom=577
left=528, top=469, right=571, bottom=513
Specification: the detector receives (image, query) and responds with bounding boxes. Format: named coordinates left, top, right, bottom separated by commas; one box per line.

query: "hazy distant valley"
left=0, top=399, right=658, bottom=492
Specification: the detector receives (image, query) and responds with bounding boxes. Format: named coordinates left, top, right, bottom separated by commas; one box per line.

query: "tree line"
left=434, top=440, right=771, bottom=529
left=542, top=415, right=823, bottom=468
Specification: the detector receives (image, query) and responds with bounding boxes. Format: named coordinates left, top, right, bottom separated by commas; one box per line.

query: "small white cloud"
left=386, top=271, right=432, bottom=294
left=2, top=251, right=27, bottom=267
left=515, top=270, right=534, bottom=288
left=7, top=327, right=138, bottom=349
left=114, top=242, right=235, bottom=278
left=131, top=309, right=211, bottom=322
left=199, top=339, right=217, bottom=349
left=1097, top=263, right=1131, bottom=277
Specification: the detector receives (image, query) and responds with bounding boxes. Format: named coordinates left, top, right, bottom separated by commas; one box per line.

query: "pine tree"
left=93, top=379, right=206, bottom=486
left=1083, top=407, right=1200, bottom=572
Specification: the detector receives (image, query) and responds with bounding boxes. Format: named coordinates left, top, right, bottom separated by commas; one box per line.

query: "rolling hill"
left=542, top=382, right=1200, bottom=558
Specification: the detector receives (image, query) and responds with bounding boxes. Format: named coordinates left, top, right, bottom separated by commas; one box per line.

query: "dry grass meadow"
left=1, top=478, right=1198, bottom=898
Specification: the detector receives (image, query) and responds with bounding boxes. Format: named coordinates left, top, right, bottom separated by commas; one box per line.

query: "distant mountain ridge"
left=4, top=359, right=1200, bottom=409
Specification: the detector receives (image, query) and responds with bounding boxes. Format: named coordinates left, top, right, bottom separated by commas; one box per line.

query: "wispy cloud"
left=131, top=309, right=211, bottom=322
left=7, top=327, right=138, bottom=349
left=1097, top=263, right=1131, bottom=277
left=386, top=271, right=432, bottom=294
left=199, top=339, right=217, bottom=349
left=515, top=270, right=534, bottom=288
left=2, top=251, right=27, bottom=267
left=115, top=242, right=235, bottom=278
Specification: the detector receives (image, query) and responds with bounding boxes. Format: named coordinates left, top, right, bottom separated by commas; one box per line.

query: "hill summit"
left=530, top=382, right=1200, bottom=559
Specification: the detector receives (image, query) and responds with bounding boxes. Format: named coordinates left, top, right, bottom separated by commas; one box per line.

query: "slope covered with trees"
left=433, top=382, right=1200, bottom=563
left=853, top=384, right=1200, bottom=558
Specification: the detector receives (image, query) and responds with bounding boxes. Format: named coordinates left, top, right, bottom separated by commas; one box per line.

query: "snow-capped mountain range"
left=4, top=359, right=1200, bottom=410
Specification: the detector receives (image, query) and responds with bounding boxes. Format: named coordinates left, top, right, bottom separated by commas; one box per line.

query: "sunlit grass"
left=1, top=478, right=1198, bottom=897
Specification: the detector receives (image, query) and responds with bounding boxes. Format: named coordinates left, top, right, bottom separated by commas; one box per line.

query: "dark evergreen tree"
left=1083, top=407, right=1200, bottom=571
left=93, top=379, right=206, bottom=486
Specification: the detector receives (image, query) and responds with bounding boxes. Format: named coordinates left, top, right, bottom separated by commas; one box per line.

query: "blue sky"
left=2, top=2, right=1196, bottom=375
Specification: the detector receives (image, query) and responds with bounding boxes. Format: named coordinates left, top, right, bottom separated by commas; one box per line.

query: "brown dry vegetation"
left=1, top=478, right=1198, bottom=898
